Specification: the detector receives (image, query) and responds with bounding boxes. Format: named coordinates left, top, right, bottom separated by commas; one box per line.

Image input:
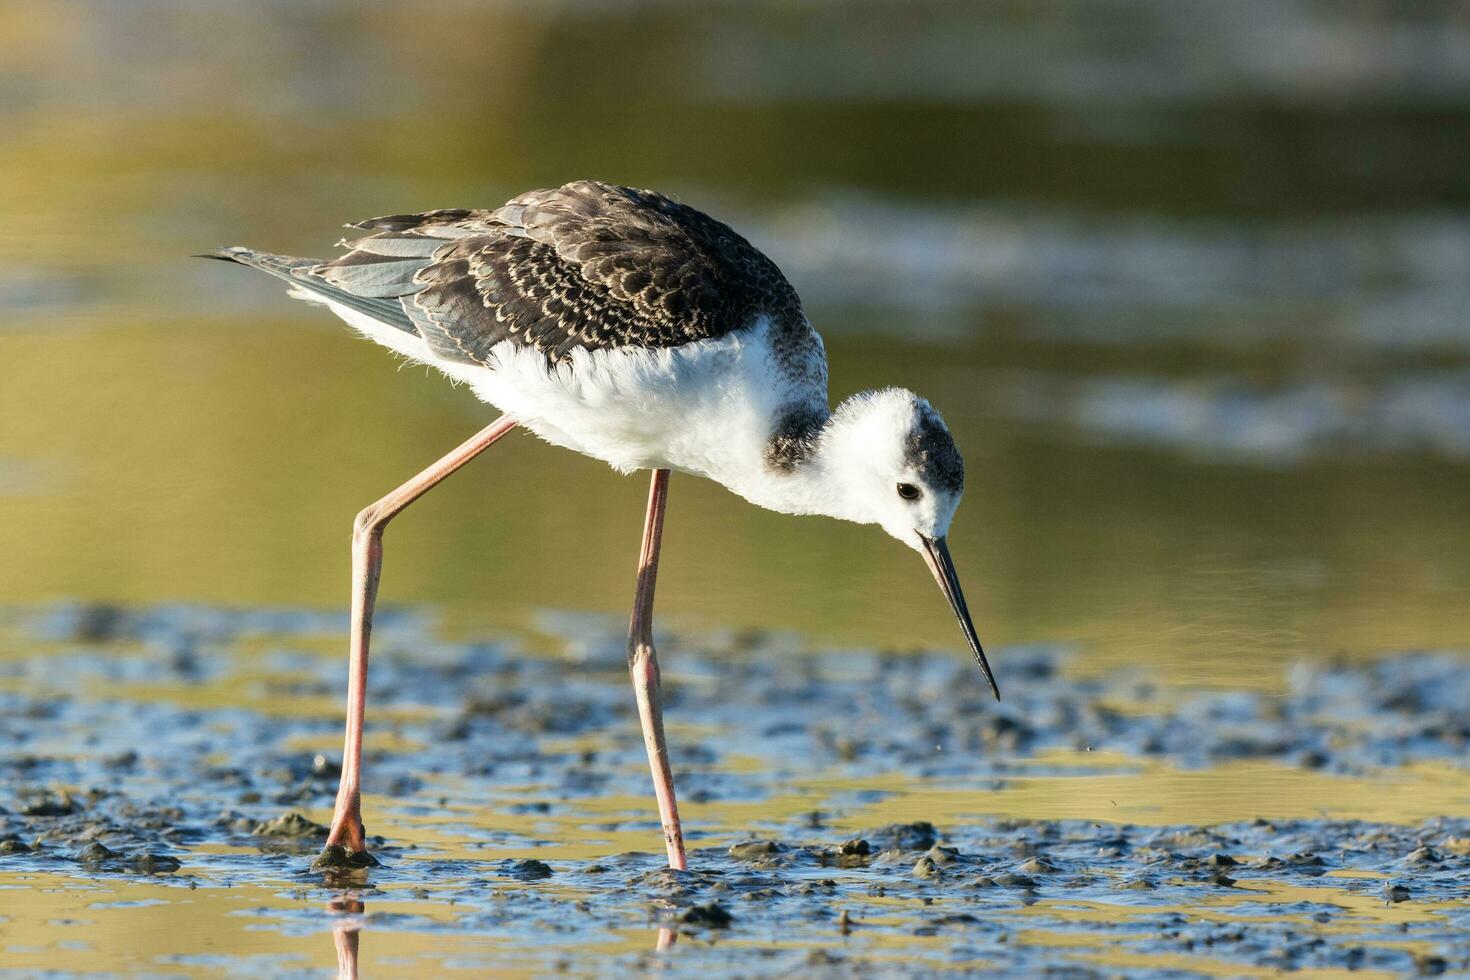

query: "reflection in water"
left=1, top=610, right=1467, bottom=974
left=3, top=1, right=1470, bottom=976
left=329, top=895, right=365, bottom=980
left=332, top=920, right=361, bottom=980
left=319, top=881, right=679, bottom=971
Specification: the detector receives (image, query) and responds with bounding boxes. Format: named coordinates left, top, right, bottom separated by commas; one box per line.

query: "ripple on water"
left=0, top=603, right=1467, bottom=976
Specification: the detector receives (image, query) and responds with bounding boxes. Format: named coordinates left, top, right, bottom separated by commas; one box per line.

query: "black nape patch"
left=765, top=404, right=828, bottom=472
left=907, top=406, right=964, bottom=493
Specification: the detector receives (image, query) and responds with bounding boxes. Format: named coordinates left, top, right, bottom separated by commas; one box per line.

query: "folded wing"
left=306, top=181, right=804, bottom=367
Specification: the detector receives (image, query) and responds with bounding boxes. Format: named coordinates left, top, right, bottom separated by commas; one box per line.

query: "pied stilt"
left=203, top=180, right=998, bottom=871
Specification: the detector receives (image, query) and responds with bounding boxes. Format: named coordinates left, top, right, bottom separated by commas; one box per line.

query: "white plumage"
left=318, top=292, right=952, bottom=545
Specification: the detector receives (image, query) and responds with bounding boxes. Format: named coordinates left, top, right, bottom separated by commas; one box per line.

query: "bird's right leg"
left=626, top=468, right=689, bottom=870
left=315, top=414, right=518, bottom=870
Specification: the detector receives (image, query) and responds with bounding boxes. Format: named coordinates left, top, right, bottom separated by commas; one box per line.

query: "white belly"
left=322, top=299, right=788, bottom=479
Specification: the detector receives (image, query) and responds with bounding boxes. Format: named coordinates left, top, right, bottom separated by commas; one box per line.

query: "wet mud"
left=1, top=603, right=1467, bottom=976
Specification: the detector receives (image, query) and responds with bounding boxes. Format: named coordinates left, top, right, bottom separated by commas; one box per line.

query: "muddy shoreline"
left=1, top=603, right=1467, bottom=975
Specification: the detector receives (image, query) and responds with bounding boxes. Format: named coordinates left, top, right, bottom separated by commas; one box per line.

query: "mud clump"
left=911, top=855, right=943, bottom=879
left=252, top=812, right=328, bottom=839
left=819, top=837, right=873, bottom=868
left=21, top=791, right=80, bottom=817
left=3, top=602, right=1470, bottom=976
left=311, top=845, right=379, bottom=871
left=678, top=902, right=734, bottom=928
left=130, top=852, right=182, bottom=874
left=862, top=822, right=938, bottom=852
left=728, top=840, right=781, bottom=861
left=75, top=841, right=119, bottom=866
left=71, top=840, right=181, bottom=875
left=989, top=872, right=1037, bottom=889
left=503, top=858, right=554, bottom=880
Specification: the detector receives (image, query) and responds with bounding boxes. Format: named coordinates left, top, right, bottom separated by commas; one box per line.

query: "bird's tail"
left=195, top=246, right=319, bottom=284
left=197, top=245, right=419, bottom=333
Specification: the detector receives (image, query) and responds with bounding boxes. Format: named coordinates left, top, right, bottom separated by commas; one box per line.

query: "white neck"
left=726, top=450, right=841, bottom=518
left=709, top=385, right=949, bottom=548
left=715, top=406, right=872, bottom=523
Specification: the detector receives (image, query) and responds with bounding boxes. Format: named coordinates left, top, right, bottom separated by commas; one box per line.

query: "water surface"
left=2, top=1, right=1468, bottom=975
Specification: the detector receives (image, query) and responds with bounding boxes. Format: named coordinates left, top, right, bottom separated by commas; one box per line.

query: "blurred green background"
left=2, top=0, right=1468, bottom=684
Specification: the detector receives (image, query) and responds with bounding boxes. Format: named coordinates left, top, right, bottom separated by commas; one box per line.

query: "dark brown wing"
left=310, top=181, right=805, bottom=366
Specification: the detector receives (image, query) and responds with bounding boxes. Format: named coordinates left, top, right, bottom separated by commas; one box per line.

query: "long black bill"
left=919, top=535, right=1000, bottom=700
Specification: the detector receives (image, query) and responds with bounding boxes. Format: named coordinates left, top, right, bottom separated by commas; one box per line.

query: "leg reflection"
left=329, top=895, right=365, bottom=980
left=656, top=926, right=677, bottom=952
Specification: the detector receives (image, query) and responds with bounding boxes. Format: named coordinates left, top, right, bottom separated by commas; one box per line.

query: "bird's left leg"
left=626, top=468, right=688, bottom=870
left=317, top=414, right=518, bottom=870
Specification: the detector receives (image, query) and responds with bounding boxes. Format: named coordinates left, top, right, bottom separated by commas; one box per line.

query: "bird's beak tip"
left=975, top=645, right=1001, bottom=702
left=919, top=534, right=1000, bottom=698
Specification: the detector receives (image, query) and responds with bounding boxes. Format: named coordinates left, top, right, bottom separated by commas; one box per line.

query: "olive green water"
left=2, top=2, right=1469, bottom=976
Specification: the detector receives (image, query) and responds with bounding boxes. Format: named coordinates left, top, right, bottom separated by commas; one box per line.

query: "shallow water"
left=3, top=1, right=1470, bottom=975
left=2, top=604, right=1468, bottom=976
left=4, top=3, right=1470, bottom=676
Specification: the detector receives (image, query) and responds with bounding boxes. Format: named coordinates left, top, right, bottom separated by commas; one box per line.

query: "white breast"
left=319, top=298, right=798, bottom=482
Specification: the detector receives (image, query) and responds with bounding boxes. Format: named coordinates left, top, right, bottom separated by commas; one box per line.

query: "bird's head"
left=821, top=388, right=998, bottom=698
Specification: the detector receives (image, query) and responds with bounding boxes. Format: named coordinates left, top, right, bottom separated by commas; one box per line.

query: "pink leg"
left=627, top=469, right=688, bottom=870
left=332, top=923, right=360, bottom=980
left=327, top=894, right=364, bottom=977
left=316, top=415, right=518, bottom=868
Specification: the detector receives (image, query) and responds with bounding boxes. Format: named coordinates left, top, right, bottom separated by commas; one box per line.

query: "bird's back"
left=333, top=182, right=807, bottom=359
left=208, top=182, right=829, bottom=477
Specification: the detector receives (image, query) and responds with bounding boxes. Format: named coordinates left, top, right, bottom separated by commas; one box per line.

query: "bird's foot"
left=312, top=843, right=380, bottom=872
left=316, top=808, right=378, bottom=873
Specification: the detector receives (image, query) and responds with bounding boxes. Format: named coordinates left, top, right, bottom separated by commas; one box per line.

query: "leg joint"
left=627, top=637, right=658, bottom=678
left=352, top=502, right=389, bottom=541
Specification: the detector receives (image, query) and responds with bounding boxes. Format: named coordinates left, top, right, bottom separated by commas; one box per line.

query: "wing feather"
left=316, top=254, right=432, bottom=298
left=296, top=182, right=807, bottom=366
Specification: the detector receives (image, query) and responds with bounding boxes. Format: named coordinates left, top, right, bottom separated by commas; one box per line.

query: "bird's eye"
left=897, top=483, right=921, bottom=501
